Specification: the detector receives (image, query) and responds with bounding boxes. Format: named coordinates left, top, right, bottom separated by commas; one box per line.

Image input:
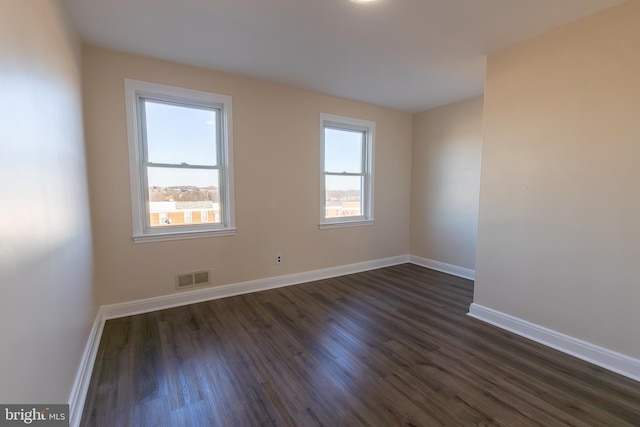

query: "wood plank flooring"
left=81, top=264, right=640, bottom=426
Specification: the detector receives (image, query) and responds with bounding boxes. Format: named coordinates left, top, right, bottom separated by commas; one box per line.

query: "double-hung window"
left=319, top=113, right=375, bottom=228
left=125, top=80, right=235, bottom=242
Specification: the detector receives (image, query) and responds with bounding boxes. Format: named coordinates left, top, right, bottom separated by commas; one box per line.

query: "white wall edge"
left=468, top=303, right=640, bottom=383
left=409, top=255, right=475, bottom=280
left=101, top=255, right=410, bottom=320
left=68, top=310, right=106, bottom=427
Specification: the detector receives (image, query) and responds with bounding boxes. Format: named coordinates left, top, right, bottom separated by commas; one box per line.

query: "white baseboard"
left=69, top=255, right=408, bottom=425
left=409, top=255, right=475, bottom=280
left=71, top=256, right=640, bottom=426
left=468, top=303, right=640, bottom=383
left=68, top=310, right=106, bottom=427
left=101, top=254, right=409, bottom=319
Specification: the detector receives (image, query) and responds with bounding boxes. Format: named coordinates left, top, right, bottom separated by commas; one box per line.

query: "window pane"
left=324, top=128, right=364, bottom=173
left=144, top=100, right=218, bottom=166
left=147, top=167, right=221, bottom=227
left=325, top=175, right=363, bottom=218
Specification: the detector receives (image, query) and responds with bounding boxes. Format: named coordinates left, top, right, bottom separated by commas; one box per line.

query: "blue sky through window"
left=324, top=128, right=363, bottom=174
left=325, top=127, right=365, bottom=191
left=145, top=100, right=218, bottom=188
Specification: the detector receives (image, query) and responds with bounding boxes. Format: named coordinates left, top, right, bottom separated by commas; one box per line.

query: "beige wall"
left=83, top=47, right=412, bottom=305
left=475, top=1, right=640, bottom=358
left=0, top=0, right=96, bottom=403
left=410, top=97, right=483, bottom=270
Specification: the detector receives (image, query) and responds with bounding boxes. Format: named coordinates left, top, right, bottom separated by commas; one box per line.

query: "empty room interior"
left=1, top=0, right=639, bottom=425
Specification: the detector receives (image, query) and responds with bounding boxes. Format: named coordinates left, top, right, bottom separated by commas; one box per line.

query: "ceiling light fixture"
left=351, top=0, right=378, bottom=4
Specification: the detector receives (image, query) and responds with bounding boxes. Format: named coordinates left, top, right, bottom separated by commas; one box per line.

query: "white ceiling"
left=61, top=0, right=624, bottom=112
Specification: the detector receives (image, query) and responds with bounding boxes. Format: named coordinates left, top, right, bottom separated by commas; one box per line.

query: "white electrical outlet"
left=275, top=253, right=283, bottom=264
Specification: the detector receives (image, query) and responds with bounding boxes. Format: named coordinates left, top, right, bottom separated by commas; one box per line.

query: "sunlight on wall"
left=0, top=0, right=95, bottom=405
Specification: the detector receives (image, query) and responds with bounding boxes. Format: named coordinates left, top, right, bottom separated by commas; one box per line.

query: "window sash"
left=138, top=97, right=226, bottom=231
left=138, top=96, right=222, bottom=169
left=323, top=126, right=366, bottom=174
left=324, top=172, right=365, bottom=177
left=319, top=113, right=374, bottom=226
left=125, top=79, right=235, bottom=242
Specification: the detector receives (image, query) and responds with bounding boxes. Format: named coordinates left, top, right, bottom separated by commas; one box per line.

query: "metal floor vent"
left=176, top=270, right=210, bottom=289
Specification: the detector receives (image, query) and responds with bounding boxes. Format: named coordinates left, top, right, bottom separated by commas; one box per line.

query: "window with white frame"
left=319, top=113, right=374, bottom=228
left=125, top=79, right=235, bottom=243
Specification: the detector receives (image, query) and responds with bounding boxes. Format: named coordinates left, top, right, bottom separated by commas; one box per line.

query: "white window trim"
left=125, top=79, right=236, bottom=243
left=319, top=113, right=375, bottom=229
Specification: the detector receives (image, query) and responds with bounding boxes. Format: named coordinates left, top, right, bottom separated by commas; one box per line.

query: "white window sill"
left=319, top=220, right=373, bottom=230
left=133, top=228, right=237, bottom=243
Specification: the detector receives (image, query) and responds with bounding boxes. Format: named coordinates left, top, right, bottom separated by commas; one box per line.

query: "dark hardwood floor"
left=81, top=264, right=640, bottom=426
